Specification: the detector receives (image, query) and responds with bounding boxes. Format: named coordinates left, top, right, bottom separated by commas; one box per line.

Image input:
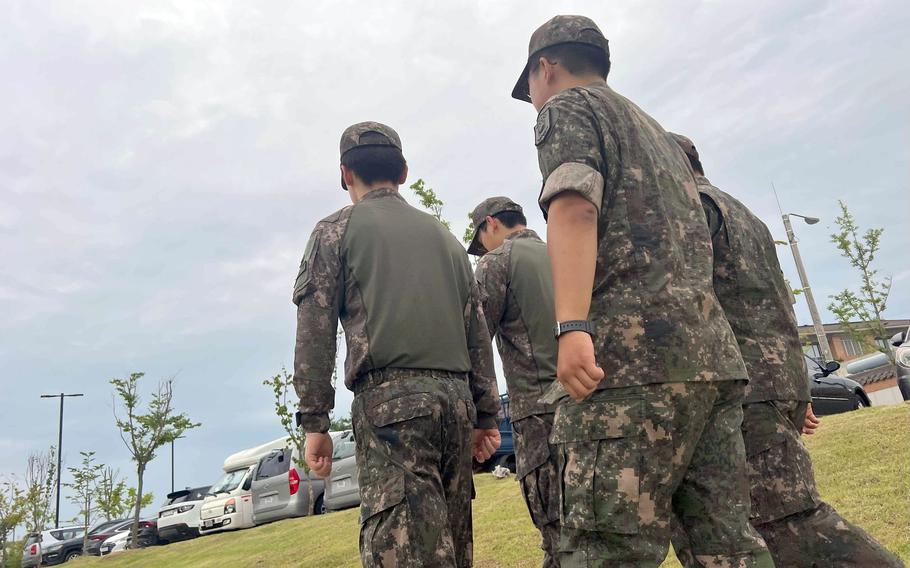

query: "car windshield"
left=208, top=469, right=247, bottom=494
left=89, top=520, right=123, bottom=534
left=165, top=492, right=191, bottom=505
left=25, top=534, right=40, bottom=546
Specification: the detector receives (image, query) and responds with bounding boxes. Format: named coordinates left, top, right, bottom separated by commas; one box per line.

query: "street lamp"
left=170, top=434, right=185, bottom=494
left=40, top=392, right=84, bottom=528
left=782, top=213, right=834, bottom=362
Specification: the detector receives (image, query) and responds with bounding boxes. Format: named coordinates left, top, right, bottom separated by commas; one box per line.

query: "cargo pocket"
left=745, top=429, right=818, bottom=524
left=358, top=472, right=407, bottom=561
left=513, top=416, right=552, bottom=480
left=551, top=397, right=643, bottom=534
left=368, top=392, right=437, bottom=427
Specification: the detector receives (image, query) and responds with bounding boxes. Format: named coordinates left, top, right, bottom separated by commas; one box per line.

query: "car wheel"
left=313, top=494, right=326, bottom=515
left=854, top=394, right=867, bottom=409
left=64, top=550, right=81, bottom=562
left=496, top=454, right=516, bottom=474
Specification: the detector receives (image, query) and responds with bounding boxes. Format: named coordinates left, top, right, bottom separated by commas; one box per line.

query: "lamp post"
left=40, top=392, right=84, bottom=528
left=170, top=434, right=185, bottom=494
left=782, top=213, right=834, bottom=362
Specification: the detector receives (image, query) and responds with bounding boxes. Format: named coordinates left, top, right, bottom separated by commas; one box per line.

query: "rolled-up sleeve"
left=536, top=89, right=607, bottom=216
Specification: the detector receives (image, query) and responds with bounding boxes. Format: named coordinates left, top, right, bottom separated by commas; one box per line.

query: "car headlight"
left=897, top=346, right=910, bottom=368
left=223, top=498, right=236, bottom=515
left=177, top=504, right=195, bottom=513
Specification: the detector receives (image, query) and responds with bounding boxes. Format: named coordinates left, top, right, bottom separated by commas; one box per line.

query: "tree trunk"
left=130, top=464, right=145, bottom=549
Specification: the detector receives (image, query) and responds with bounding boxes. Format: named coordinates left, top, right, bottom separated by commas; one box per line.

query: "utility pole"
left=782, top=213, right=835, bottom=362
left=40, top=392, right=84, bottom=528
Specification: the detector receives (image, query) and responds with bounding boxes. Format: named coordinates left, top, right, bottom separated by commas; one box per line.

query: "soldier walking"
left=292, top=122, right=502, bottom=567
left=512, top=15, right=773, bottom=566
left=670, top=133, right=904, bottom=568
left=467, top=196, right=561, bottom=567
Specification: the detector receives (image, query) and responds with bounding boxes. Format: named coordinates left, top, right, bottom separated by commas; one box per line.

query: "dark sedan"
left=83, top=519, right=131, bottom=556
left=806, top=354, right=871, bottom=416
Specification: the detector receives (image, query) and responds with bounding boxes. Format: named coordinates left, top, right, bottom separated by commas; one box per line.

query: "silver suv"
left=325, top=430, right=360, bottom=511
left=22, top=527, right=84, bottom=568
left=250, top=447, right=326, bottom=523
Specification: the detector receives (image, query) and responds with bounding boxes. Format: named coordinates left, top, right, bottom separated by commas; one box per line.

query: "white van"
left=199, top=438, right=287, bottom=535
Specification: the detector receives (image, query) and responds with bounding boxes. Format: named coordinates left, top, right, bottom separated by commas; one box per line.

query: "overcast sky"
left=2, top=0, right=908, bottom=522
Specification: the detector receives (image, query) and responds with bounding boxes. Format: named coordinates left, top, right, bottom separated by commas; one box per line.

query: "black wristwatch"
left=553, top=320, right=595, bottom=339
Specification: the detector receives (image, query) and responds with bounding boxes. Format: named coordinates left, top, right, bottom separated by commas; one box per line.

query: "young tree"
left=827, top=200, right=894, bottom=362
left=94, top=467, right=128, bottom=522
left=64, top=452, right=102, bottom=550
left=111, top=373, right=200, bottom=548
left=22, top=447, right=56, bottom=534
left=0, top=478, right=26, bottom=568
left=263, top=367, right=317, bottom=514
left=329, top=415, right=352, bottom=431
left=410, top=179, right=451, bottom=230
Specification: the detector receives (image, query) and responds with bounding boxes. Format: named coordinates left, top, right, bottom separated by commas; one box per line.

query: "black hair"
left=684, top=152, right=705, bottom=176
left=341, top=135, right=407, bottom=187
left=478, top=210, right=527, bottom=233
left=529, top=43, right=610, bottom=79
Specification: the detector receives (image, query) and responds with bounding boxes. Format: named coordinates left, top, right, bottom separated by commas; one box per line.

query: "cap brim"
left=467, top=230, right=486, bottom=256
left=511, top=60, right=532, bottom=103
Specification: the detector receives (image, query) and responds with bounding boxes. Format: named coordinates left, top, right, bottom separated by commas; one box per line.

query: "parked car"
left=250, top=432, right=349, bottom=522
left=806, top=354, right=871, bottom=415
left=126, top=518, right=160, bottom=548
left=156, top=485, right=210, bottom=543
left=83, top=519, right=132, bottom=556
left=891, top=327, right=910, bottom=400
left=21, top=526, right=83, bottom=568
left=324, top=430, right=359, bottom=512
left=99, top=530, right=129, bottom=556
left=42, top=519, right=126, bottom=565
left=199, top=463, right=257, bottom=535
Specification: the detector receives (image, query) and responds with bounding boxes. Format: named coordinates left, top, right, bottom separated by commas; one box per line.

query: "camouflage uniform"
left=468, top=197, right=560, bottom=567
left=669, top=133, right=904, bottom=568
left=514, top=16, right=772, bottom=566
left=293, top=122, right=501, bottom=567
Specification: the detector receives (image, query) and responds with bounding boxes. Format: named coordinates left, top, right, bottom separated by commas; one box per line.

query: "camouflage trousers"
left=673, top=400, right=904, bottom=567
left=513, top=413, right=561, bottom=568
left=351, top=370, right=476, bottom=568
left=552, top=380, right=773, bottom=567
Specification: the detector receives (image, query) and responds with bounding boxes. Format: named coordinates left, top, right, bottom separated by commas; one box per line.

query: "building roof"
left=797, top=319, right=910, bottom=335
left=848, top=365, right=897, bottom=386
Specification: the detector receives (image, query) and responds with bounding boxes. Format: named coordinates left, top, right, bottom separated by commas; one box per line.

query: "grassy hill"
left=76, top=403, right=909, bottom=567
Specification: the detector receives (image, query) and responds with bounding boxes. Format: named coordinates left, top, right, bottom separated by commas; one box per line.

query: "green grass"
left=75, top=403, right=909, bottom=567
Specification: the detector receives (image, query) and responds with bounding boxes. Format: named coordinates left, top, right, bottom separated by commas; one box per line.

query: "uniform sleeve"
left=465, top=278, right=502, bottom=430
left=292, top=222, right=344, bottom=433
left=699, top=193, right=725, bottom=242
left=536, top=89, right=607, bottom=216
left=474, top=252, right=508, bottom=340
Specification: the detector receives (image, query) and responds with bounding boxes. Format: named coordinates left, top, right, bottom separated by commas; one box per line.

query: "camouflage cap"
left=339, top=121, right=402, bottom=158
left=467, top=196, right=524, bottom=256
left=512, top=15, right=610, bottom=103
left=669, top=132, right=704, bottom=174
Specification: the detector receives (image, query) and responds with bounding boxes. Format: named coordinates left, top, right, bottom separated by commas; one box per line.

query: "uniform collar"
left=359, top=187, right=405, bottom=203
left=504, top=228, right=541, bottom=242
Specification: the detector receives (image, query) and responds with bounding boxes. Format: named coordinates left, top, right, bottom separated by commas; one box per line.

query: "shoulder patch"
left=534, top=107, right=552, bottom=146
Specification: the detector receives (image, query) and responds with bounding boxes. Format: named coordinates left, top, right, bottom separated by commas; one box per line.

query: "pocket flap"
left=368, top=392, right=436, bottom=428
left=358, top=472, right=405, bottom=524
left=551, top=397, right=642, bottom=443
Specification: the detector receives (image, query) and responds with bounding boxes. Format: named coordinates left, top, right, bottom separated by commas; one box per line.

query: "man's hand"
left=557, top=331, right=605, bottom=401
left=304, top=432, right=334, bottom=478
left=802, top=403, right=820, bottom=435
left=473, top=428, right=501, bottom=463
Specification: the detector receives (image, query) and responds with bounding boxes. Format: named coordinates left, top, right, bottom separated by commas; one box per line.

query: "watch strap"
left=554, top=319, right=595, bottom=338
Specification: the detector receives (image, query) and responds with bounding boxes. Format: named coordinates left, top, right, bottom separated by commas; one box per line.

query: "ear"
left=484, top=215, right=497, bottom=231
left=341, top=165, right=356, bottom=188
left=539, top=55, right=556, bottom=84
left=397, top=164, right=409, bottom=185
